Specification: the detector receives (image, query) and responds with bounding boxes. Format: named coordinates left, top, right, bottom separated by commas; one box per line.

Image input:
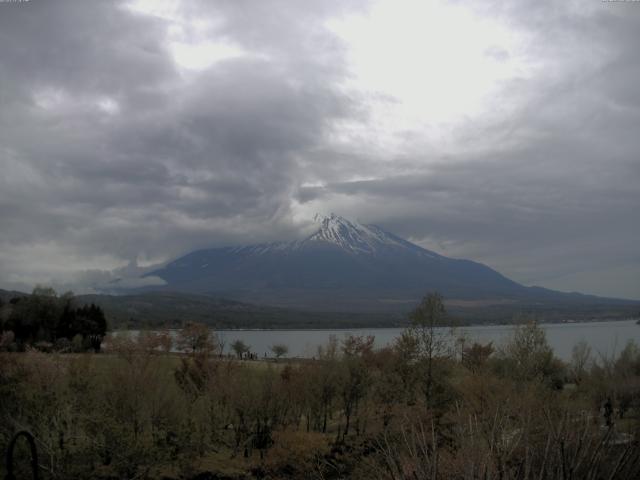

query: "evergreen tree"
left=2, top=288, right=107, bottom=351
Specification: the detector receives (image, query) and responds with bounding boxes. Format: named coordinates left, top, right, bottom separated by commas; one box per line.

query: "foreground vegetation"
left=1, top=294, right=640, bottom=479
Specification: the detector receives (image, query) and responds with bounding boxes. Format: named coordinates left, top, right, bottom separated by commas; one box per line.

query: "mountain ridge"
left=145, top=214, right=637, bottom=313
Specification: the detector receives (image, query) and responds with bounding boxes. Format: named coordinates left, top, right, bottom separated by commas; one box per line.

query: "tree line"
left=0, top=287, right=107, bottom=352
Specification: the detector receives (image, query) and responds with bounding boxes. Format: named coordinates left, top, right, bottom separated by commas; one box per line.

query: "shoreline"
left=111, top=316, right=640, bottom=333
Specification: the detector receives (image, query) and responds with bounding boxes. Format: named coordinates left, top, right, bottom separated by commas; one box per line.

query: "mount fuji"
left=145, top=214, right=632, bottom=313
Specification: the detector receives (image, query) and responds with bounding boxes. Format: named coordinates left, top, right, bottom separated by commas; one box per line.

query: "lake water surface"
left=126, top=319, right=640, bottom=361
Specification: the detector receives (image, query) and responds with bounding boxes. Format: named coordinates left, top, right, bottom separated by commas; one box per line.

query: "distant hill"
left=2, top=288, right=637, bottom=330
left=77, top=291, right=402, bottom=330
left=146, top=214, right=638, bottom=314
left=0, top=289, right=28, bottom=302
left=81, top=290, right=639, bottom=330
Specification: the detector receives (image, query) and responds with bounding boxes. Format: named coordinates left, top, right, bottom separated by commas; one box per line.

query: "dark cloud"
left=0, top=0, right=638, bottom=299
left=0, top=0, right=363, bottom=291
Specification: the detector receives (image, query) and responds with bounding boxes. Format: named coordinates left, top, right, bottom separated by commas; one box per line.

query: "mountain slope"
left=146, top=214, right=634, bottom=312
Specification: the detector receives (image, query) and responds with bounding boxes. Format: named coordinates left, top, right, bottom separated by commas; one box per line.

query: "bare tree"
left=177, top=322, right=217, bottom=355
left=231, top=339, right=250, bottom=359
left=339, top=335, right=374, bottom=437
left=501, top=320, right=555, bottom=383
left=270, top=343, right=289, bottom=360
left=407, top=292, right=453, bottom=406
left=569, top=340, right=592, bottom=385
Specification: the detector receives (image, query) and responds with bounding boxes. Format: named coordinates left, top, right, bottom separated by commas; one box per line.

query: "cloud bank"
left=0, top=0, right=638, bottom=299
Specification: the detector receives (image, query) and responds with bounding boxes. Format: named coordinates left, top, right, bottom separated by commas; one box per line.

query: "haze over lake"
left=122, top=320, right=640, bottom=361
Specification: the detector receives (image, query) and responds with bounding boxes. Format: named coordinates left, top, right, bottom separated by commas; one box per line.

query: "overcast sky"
left=0, top=0, right=639, bottom=299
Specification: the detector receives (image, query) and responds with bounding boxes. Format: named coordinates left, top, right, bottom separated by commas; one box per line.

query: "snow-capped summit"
left=305, top=213, right=405, bottom=254
left=222, top=214, right=417, bottom=257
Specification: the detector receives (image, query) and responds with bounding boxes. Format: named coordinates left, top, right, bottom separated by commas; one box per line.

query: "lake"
left=120, top=319, right=640, bottom=361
